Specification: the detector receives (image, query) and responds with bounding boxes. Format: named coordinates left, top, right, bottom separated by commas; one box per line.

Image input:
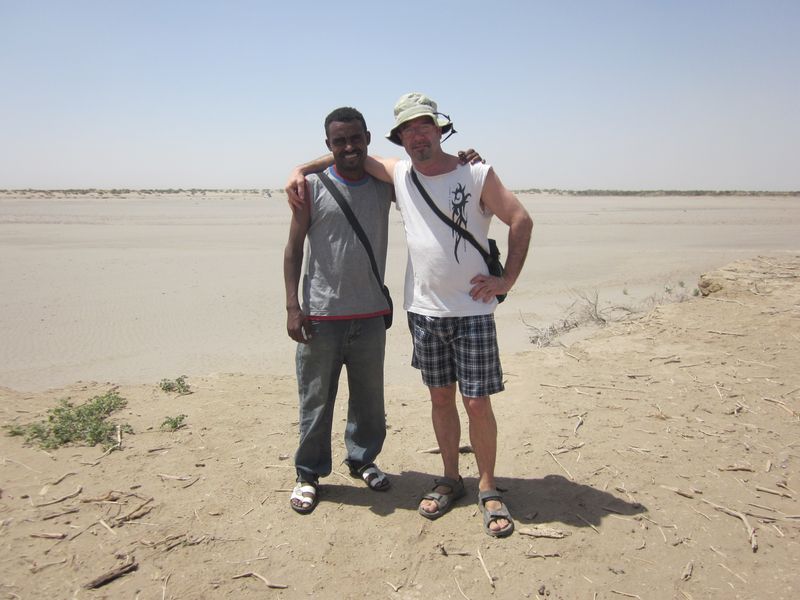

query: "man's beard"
left=411, top=145, right=432, bottom=162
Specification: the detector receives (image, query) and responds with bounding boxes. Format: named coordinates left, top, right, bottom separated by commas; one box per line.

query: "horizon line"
left=2, top=188, right=798, bottom=197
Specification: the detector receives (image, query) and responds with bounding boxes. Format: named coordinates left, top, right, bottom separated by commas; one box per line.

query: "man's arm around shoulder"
left=364, top=156, right=398, bottom=184
left=284, top=155, right=398, bottom=211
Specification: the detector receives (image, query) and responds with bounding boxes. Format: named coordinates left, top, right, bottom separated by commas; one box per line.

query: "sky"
left=1, top=1, right=798, bottom=190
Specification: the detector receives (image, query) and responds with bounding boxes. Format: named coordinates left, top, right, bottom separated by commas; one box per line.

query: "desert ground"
left=0, top=190, right=798, bottom=599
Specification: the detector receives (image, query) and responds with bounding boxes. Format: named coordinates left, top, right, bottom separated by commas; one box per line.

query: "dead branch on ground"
left=517, top=525, right=570, bottom=539
left=701, top=499, right=758, bottom=552
left=232, top=571, right=288, bottom=589
left=34, top=486, right=82, bottom=507
left=84, top=556, right=138, bottom=589
left=418, top=445, right=473, bottom=454
left=475, top=547, right=495, bottom=588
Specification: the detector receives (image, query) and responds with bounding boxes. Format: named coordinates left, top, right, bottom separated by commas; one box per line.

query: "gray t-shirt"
left=303, top=168, right=393, bottom=319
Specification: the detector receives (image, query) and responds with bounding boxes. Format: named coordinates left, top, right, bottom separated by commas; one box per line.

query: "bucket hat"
left=386, top=92, right=454, bottom=145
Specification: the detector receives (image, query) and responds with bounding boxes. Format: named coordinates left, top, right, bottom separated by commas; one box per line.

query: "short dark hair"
left=324, top=107, right=367, bottom=138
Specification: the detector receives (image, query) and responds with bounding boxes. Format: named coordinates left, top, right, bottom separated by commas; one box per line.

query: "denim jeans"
left=294, top=317, right=386, bottom=483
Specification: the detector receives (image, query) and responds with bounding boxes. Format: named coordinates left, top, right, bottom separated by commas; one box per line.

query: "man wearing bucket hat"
left=384, top=93, right=457, bottom=145
left=376, top=92, right=532, bottom=537
left=285, top=93, right=530, bottom=537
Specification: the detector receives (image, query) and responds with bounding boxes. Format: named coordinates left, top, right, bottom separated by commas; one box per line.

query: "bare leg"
left=462, top=395, right=509, bottom=533
left=419, top=384, right=461, bottom=515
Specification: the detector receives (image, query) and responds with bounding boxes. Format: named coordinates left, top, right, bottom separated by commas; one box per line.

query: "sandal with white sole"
left=290, top=481, right=319, bottom=514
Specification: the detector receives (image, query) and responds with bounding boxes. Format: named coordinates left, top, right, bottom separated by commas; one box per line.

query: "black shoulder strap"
left=316, top=170, right=386, bottom=290
left=410, top=168, right=490, bottom=261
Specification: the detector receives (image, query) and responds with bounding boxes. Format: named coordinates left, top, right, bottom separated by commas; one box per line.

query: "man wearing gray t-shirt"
left=283, top=107, right=393, bottom=514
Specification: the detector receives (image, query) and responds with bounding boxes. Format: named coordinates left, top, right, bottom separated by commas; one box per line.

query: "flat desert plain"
left=0, top=190, right=798, bottom=599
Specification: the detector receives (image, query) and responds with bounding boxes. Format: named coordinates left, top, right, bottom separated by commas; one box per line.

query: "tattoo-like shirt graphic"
left=450, top=182, right=470, bottom=263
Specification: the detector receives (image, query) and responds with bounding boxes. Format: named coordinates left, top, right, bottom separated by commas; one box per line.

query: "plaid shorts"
left=407, top=312, right=504, bottom=398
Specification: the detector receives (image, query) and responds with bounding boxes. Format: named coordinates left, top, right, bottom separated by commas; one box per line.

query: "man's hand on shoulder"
left=457, top=148, right=485, bottom=165
left=285, top=168, right=308, bottom=212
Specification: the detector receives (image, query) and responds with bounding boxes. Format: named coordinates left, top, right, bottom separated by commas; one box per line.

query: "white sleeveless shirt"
left=393, top=160, right=496, bottom=317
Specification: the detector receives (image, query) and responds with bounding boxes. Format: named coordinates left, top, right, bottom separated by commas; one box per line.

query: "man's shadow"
left=318, top=469, right=646, bottom=527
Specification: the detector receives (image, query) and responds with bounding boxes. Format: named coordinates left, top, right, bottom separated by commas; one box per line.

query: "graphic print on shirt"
left=450, top=182, right=470, bottom=263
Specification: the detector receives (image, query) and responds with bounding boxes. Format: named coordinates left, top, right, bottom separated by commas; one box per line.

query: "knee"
left=429, top=387, right=457, bottom=409
left=430, top=395, right=454, bottom=410
left=463, top=396, right=493, bottom=420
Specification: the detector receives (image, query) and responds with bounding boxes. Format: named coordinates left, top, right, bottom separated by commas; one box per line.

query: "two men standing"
left=284, top=93, right=532, bottom=537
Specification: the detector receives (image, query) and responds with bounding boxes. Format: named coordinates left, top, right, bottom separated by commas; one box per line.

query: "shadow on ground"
left=315, top=470, right=646, bottom=528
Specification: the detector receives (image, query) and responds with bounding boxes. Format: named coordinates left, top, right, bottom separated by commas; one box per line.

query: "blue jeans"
left=294, top=317, right=386, bottom=483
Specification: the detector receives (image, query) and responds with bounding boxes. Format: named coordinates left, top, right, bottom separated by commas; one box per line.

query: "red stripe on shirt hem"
left=310, top=310, right=390, bottom=321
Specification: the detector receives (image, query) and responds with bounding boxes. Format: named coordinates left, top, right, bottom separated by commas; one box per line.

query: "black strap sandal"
left=347, top=461, right=391, bottom=491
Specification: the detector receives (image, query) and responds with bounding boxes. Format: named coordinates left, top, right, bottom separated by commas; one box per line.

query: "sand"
left=0, top=190, right=798, bottom=598
left=1, top=191, right=798, bottom=391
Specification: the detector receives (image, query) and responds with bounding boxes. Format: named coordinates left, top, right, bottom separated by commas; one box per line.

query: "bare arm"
left=469, top=168, right=533, bottom=303
left=285, top=149, right=482, bottom=210
left=363, top=155, right=398, bottom=183
left=365, top=149, right=481, bottom=182
left=283, top=201, right=313, bottom=343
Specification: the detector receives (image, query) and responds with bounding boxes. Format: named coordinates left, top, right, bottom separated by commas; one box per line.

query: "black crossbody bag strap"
left=316, top=171, right=392, bottom=310
left=410, top=169, right=490, bottom=261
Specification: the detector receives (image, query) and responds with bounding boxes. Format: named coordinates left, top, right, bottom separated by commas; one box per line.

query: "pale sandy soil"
left=1, top=191, right=798, bottom=391
left=1, top=191, right=799, bottom=599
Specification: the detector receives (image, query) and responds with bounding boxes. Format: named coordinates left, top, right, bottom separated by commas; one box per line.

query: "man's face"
left=325, top=120, right=370, bottom=176
left=398, top=116, right=440, bottom=162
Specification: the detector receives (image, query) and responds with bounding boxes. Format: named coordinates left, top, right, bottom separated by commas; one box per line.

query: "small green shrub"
left=4, top=425, right=25, bottom=437
left=3, top=391, right=131, bottom=449
left=161, top=414, right=188, bottom=431
left=159, top=376, right=191, bottom=395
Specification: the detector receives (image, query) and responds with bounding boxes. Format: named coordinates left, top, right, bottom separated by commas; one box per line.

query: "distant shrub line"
left=2, top=188, right=272, bottom=195
left=514, top=189, right=800, bottom=197
left=2, top=188, right=797, bottom=197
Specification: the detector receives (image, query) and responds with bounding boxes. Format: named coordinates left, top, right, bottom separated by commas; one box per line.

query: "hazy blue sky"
left=1, top=1, right=798, bottom=190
